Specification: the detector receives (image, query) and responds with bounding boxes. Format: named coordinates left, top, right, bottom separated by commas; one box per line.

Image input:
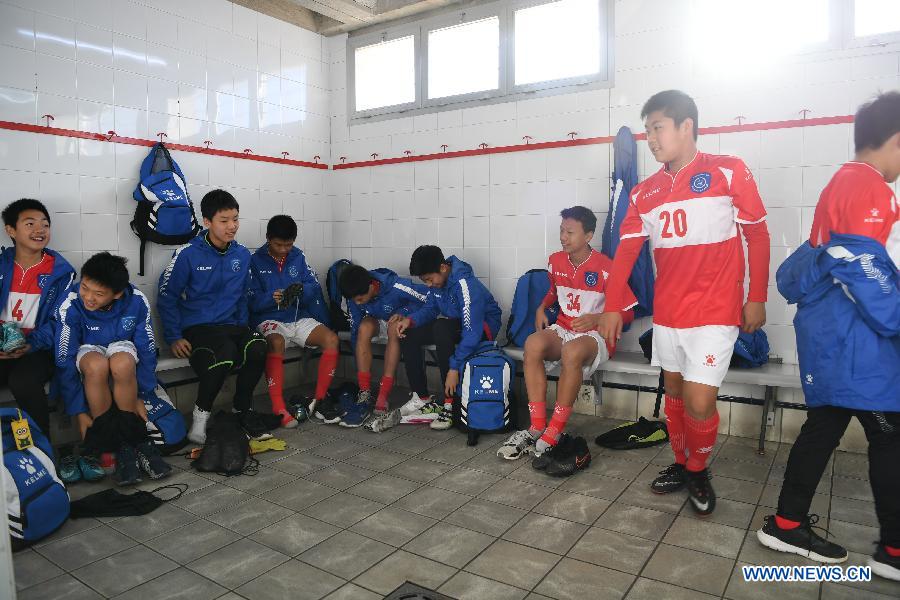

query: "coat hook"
left=156, top=132, right=168, bottom=142
left=203, top=140, right=212, bottom=149
left=41, top=114, right=54, bottom=127
left=522, top=135, right=533, bottom=145
left=440, top=144, right=448, bottom=152
left=735, top=116, right=746, bottom=126
left=477, top=142, right=488, bottom=150
left=567, top=131, right=578, bottom=140
left=799, top=109, right=811, bottom=119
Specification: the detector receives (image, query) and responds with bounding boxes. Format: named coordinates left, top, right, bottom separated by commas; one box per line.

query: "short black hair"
left=81, top=252, right=130, bottom=293
left=409, top=245, right=446, bottom=277
left=854, top=91, right=900, bottom=153
left=641, top=90, right=699, bottom=140
left=266, top=215, right=297, bottom=241
left=2, top=199, right=51, bottom=229
left=560, top=206, right=597, bottom=234
left=200, top=189, right=239, bottom=220
left=339, top=264, right=371, bottom=298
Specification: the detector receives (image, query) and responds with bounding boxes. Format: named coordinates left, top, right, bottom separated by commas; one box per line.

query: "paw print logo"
left=704, top=354, right=716, bottom=367
left=480, top=375, right=494, bottom=389
left=18, top=456, right=36, bottom=475
left=805, top=374, right=814, bottom=384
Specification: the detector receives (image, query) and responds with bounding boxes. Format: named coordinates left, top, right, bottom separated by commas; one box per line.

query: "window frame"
left=347, top=23, right=422, bottom=119
left=847, top=0, right=900, bottom=47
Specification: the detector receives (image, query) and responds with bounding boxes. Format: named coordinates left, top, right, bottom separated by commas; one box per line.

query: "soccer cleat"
left=114, top=445, right=141, bottom=486
left=685, top=468, right=716, bottom=515
left=357, top=389, right=372, bottom=405
left=276, top=409, right=298, bottom=429
left=756, top=514, right=848, bottom=564
left=400, top=398, right=442, bottom=424
left=1, top=321, right=26, bottom=353
left=531, top=433, right=574, bottom=471
left=868, top=543, right=900, bottom=581
left=237, top=409, right=273, bottom=438
left=545, top=436, right=591, bottom=477
left=650, top=463, right=687, bottom=494
left=135, top=441, right=173, bottom=480
left=430, top=406, right=453, bottom=430
left=58, top=455, right=81, bottom=484
left=399, top=392, right=433, bottom=417
left=188, top=406, right=210, bottom=445
left=286, top=395, right=310, bottom=423
left=77, top=454, right=106, bottom=482
left=365, top=409, right=402, bottom=433
left=497, top=430, right=536, bottom=460
left=314, top=396, right=345, bottom=424
left=340, top=402, right=372, bottom=428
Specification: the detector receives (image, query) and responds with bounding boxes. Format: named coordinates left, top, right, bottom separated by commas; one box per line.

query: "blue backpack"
left=505, top=269, right=558, bottom=347
left=142, top=386, right=188, bottom=455
left=2, top=408, right=69, bottom=549
left=131, top=143, right=201, bottom=276
left=732, top=330, right=770, bottom=368
left=325, top=259, right=352, bottom=331
left=457, top=341, right=518, bottom=446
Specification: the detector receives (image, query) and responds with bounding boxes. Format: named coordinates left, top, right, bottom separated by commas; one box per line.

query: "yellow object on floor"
left=249, top=437, right=287, bottom=454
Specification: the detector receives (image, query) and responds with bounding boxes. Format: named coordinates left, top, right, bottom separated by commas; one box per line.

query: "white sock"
left=535, top=438, right=553, bottom=453
left=188, top=406, right=210, bottom=444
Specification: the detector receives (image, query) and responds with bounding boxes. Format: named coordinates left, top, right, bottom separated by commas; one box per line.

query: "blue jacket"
left=407, top=256, right=503, bottom=371
left=777, top=234, right=900, bottom=411
left=248, top=246, right=329, bottom=328
left=55, top=283, right=158, bottom=415
left=0, top=247, right=75, bottom=352
left=157, top=232, right=252, bottom=344
left=348, top=269, right=428, bottom=347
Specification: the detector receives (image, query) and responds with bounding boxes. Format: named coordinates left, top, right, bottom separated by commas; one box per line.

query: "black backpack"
left=325, top=259, right=353, bottom=332
left=191, top=412, right=249, bottom=476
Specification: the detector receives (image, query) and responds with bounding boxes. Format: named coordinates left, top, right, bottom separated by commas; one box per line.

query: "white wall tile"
left=0, top=3, right=34, bottom=51
left=34, top=13, right=76, bottom=60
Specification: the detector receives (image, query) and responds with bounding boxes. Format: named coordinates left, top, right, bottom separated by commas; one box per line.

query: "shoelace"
left=803, top=514, right=835, bottom=550
left=658, top=464, right=683, bottom=476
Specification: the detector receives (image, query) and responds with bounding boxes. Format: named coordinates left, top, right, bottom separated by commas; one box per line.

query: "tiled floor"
left=13, top=391, right=900, bottom=600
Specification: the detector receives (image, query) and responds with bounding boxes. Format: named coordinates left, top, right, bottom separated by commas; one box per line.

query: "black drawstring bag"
left=192, top=412, right=250, bottom=475
left=594, top=417, right=669, bottom=450
left=82, top=407, right=149, bottom=453
left=69, top=484, right=188, bottom=519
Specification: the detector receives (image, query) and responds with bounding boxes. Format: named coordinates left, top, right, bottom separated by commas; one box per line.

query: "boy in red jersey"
left=598, top=90, right=771, bottom=514
left=497, top=206, right=636, bottom=476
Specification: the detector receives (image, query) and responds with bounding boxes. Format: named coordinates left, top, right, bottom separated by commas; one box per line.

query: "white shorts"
left=257, top=318, right=326, bottom=348
left=543, top=324, right=610, bottom=380
left=76, top=341, right=138, bottom=373
left=651, top=324, right=739, bottom=388
left=359, top=318, right=389, bottom=343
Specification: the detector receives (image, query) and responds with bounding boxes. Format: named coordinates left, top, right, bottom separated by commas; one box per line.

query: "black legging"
left=0, top=350, right=54, bottom=438
left=183, top=325, right=267, bottom=412
left=400, top=318, right=461, bottom=399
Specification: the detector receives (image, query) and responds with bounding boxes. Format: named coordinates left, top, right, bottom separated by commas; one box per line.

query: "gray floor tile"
left=714, top=475, right=766, bottom=504
left=379, top=432, right=446, bottom=456
left=302, top=491, right=385, bottom=526
left=17, top=573, right=103, bottom=600
left=567, top=527, right=657, bottom=574
left=261, top=478, right=339, bottom=511
left=221, top=466, right=297, bottom=495
left=250, top=513, right=341, bottom=557
left=828, top=519, right=880, bottom=555
left=345, top=472, right=422, bottom=504
left=618, top=473, right=688, bottom=514
left=505, top=463, right=567, bottom=489
left=107, top=503, right=198, bottom=542
left=280, top=430, right=335, bottom=452
left=187, top=539, right=289, bottom=589
left=479, top=478, right=554, bottom=510
left=461, top=449, right=523, bottom=476
left=831, top=475, right=874, bottom=503
left=626, top=577, right=718, bottom=600
left=712, top=457, right=772, bottom=483
left=725, top=561, right=821, bottom=600
left=308, top=439, right=370, bottom=460
left=172, top=483, right=251, bottom=516
left=662, top=515, right=746, bottom=559
left=534, top=557, right=635, bottom=600
left=593, top=502, right=677, bottom=541
left=830, top=496, right=879, bottom=528
left=350, top=506, right=437, bottom=547
left=353, top=549, right=457, bottom=595
left=737, top=530, right=819, bottom=568
left=445, top=498, right=528, bottom=536
left=502, top=513, right=588, bottom=555
left=558, top=472, right=631, bottom=501
left=72, top=545, right=178, bottom=597
left=438, top=571, right=528, bottom=600
left=133, top=468, right=216, bottom=495
left=431, top=466, right=502, bottom=496
left=385, top=457, right=454, bottom=482
left=392, top=485, right=472, bottom=519
left=532, top=490, right=611, bottom=525
left=111, top=567, right=226, bottom=600
left=820, top=582, right=897, bottom=600
left=832, top=451, right=868, bottom=478
left=303, top=462, right=378, bottom=491
left=831, top=551, right=900, bottom=598
left=31, top=516, right=103, bottom=548
left=345, top=448, right=410, bottom=471
left=466, top=540, right=560, bottom=589
left=759, top=484, right=830, bottom=511
left=144, top=518, right=242, bottom=563
left=267, top=450, right=335, bottom=476
left=419, top=437, right=491, bottom=465
left=586, top=455, right=647, bottom=480
left=678, top=496, right=757, bottom=529
left=403, top=522, right=495, bottom=567
left=235, top=559, right=344, bottom=600
left=300, top=530, right=394, bottom=579
left=322, top=583, right=384, bottom=600
left=13, top=549, right=64, bottom=591
left=206, top=498, right=295, bottom=535
left=35, top=525, right=136, bottom=571
left=641, top=543, right=734, bottom=596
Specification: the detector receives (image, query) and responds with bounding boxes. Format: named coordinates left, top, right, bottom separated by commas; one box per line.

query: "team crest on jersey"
left=690, top=172, right=711, bottom=193
left=584, top=271, right=599, bottom=287
left=231, top=259, right=242, bottom=272
left=120, top=316, right=136, bottom=332
left=37, top=274, right=49, bottom=289
left=288, top=265, right=299, bottom=278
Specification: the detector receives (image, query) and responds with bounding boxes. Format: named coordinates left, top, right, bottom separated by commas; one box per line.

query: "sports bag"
left=505, top=269, right=558, bottom=347
left=142, top=386, right=188, bottom=455
left=457, top=341, right=517, bottom=446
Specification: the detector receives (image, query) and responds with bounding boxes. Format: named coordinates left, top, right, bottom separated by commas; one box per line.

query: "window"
left=427, top=17, right=501, bottom=100
left=353, top=35, right=417, bottom=113
left=853, top=0, right=900, bottom=39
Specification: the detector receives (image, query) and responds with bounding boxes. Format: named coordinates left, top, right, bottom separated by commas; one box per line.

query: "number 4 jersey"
left=616, top=152, right=769, bottom=328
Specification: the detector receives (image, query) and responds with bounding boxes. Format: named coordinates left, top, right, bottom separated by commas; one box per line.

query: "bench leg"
left=758, top=386, right=777, bottom=455
left=590, top=371, right=603, bottom=405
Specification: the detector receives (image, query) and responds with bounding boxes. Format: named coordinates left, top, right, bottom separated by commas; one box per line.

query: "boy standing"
left=56, top=253, right=171, bottom=484
left=395, top=246, right=502, bottom=430
left=757, top=92, right=900, bottom=580
left=598, top=90, right=771, bottom=515
left=338, top=264, right=428, bottom=430
left=157, top=189, right=267, bottom=444
left=498, top=206, right=637, bottom=476
left=248, top=215, right=338, bottom=428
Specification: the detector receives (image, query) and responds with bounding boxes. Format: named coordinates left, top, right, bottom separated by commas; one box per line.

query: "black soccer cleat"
left=685, top=468, right=716, bottom=515
left=531, top=433, right=574, bottom=471
left=756, top=514, right=848, bottom=564
left=650, top=463, right=687, bottom=494
left=545, top=436, right=591, bottom=477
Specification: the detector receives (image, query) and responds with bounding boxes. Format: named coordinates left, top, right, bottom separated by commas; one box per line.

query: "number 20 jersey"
left=619, top=152, right=767, bottom=328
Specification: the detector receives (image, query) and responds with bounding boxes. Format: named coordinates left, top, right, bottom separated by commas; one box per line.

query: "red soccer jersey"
left=545, top=249, right=637, bottom=332
left=618, top=152, right=767, bottom=328
left=1, top=253, right=55, bottom=334
left=810, top=162, right=899, bottom=256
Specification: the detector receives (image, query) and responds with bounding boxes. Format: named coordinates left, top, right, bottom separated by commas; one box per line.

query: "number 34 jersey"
left=620, top=152, right=767, bottom=328
left=546, top=249, right=637, bottom=332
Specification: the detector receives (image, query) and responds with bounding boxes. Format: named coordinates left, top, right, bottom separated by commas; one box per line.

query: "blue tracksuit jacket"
left=348, top=268, right=428, bottom=347
left=247, top=246, right=329, bottom=328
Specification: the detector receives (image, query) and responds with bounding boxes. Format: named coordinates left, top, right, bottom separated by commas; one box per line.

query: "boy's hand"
left=444, top=369, right=459, bottom=398
left=571, top=313, right=601, bottom=333
left=0, top=344, right=29, bottom=360
left=396, top=317, right=412, bottom=338
left=171, top=338, right=192, bottom=358
left=597, top=312, right=624, bottom=343
left=273, top=289, right=284, bottom=305
left=741, top=301, right=766, bottom=333
left=535, top=307, right=549, bottom=331
left=388, top=314, right=403, bottom=325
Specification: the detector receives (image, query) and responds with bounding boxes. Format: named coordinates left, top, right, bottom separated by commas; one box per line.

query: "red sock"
left=358, top=371, right=371, bottom=392
left=775, top=515, right=801, bottom=530
left=315, top=349, right=339, bottom=401
left=885, top=545, right=900, bottom=557
left=684, top=410, right=719, bottom=472
left=540, top=404, right=572, bottom=446
left=664, top=395, right=686, bottom=465
left=376, top=376, right=394, bottom=410
left=265, top=353, right=286, bottom=414
left=528, top=401, right=547, bottom=433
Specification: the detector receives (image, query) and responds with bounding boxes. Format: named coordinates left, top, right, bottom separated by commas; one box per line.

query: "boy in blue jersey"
left=249, top=215, right=338, bottom=429
left=55, top=252, right=171, bottom=484
left=395, top=246, right=503, bottom=431
left=157, top=190, right=268, bottom=444
left=338, top=264, right=428, bottom=430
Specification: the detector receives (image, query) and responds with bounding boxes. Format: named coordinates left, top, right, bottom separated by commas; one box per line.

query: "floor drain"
left=383, top=581, right=455, bottom=600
